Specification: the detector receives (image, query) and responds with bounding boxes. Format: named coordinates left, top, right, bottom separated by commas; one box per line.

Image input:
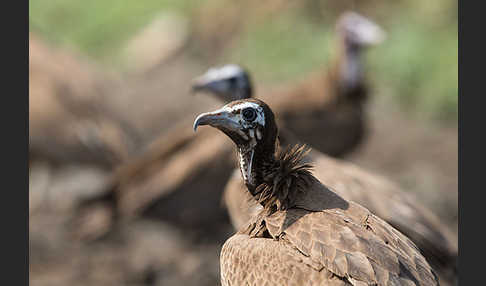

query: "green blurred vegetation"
left=29, top=0, right=200, bottom=62
left=29, top=0, right=457, bottom=123
left=229, top=9, right=333, bottom=82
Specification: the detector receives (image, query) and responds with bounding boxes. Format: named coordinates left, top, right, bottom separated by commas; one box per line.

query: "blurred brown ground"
left=29, top=2, right=457, bottom=285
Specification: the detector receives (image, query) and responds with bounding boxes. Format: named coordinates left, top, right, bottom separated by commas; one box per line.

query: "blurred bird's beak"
left=193, top=107, right=240, bottom=132
left=191, top=75, right=211, bottom=92
left=191, top=72, right=227, bottom=94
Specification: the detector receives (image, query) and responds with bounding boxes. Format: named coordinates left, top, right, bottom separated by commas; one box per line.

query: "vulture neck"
left=334, top=37, right=365, bottom=95
left=237, top=140, right=276, bottom=195
left=237, top=139, right=313, bottom=212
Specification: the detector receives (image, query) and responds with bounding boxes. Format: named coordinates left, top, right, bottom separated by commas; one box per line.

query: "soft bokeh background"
left=29, top=0, right=457, bottom=285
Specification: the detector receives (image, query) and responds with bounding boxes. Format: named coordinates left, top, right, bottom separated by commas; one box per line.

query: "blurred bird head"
left=336, top=11, right=386, bottom=49
left=191, top=64, right=253, bottom=102
left=193, top=98, right=277, bottom=155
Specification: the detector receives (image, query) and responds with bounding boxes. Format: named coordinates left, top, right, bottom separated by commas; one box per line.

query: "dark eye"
left=242, top=107, right=257, bottom=121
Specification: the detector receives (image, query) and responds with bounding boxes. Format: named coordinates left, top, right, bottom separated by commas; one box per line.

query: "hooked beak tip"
left=193, top=112, right=209, bottom=132
left=193, top=118, right=201, bottom=132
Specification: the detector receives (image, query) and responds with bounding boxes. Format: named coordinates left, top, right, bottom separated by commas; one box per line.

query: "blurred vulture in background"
left=194, top=12, right=384, bottom=156
left=29, top=33, right=139, bottom=169
left=73, top=11, right=385, bottom=239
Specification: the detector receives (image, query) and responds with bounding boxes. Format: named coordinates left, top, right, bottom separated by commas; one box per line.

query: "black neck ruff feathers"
left=254, top=144, right=314, bottom=213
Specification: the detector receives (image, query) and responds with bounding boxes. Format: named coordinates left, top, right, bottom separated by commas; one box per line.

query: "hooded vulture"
left=194, top=98, right=440, bottom=286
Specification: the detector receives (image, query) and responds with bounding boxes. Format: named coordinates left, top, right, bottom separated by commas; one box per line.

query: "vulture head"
left=336, top=11, right=386, bottom=49
left=191, top=64, right=252, bottom=102
left=194, top=99, right=314, bottom=211
left=333, top=12, right=386, bottom=103
left=194, top=98, right=277, bottom=189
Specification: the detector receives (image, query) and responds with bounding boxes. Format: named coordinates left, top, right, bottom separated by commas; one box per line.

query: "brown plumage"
left=222, top=151, right=457, bottom=285
left=194, top=98, right=439, bottom=286
left=29, top=33, right=139, bottom=168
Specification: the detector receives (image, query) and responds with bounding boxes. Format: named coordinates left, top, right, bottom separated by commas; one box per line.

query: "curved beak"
left=193, top=107, right=240, bottom=132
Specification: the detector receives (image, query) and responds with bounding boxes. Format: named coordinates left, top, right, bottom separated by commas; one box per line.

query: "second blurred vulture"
left=73, top=11, right=382, bottom=238
left=194, top=11, right=385, bottom=156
